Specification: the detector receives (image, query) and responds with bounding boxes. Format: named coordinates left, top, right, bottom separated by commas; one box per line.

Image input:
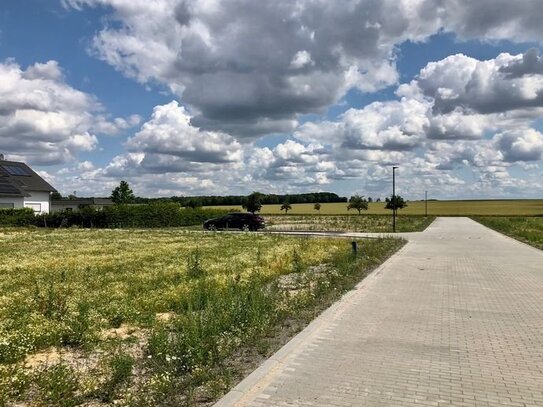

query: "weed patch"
left=266, top=214, right=434, bottom=232
left=473, top=216, right=543, bottom=250
left=0, top=228, right=403, bottom=406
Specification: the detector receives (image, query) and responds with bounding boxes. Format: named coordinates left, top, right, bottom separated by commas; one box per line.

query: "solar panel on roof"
left=1, top=165, right=31, bottom=176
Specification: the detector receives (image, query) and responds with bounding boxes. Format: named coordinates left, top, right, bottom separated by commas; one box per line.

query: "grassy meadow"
left=266, top=215, right=434, bottom=233
left=0, top=228, right=403, bottom=407
left=207, top=199, right=543, bottom=216
left=473, top=217, right=543, bottom=250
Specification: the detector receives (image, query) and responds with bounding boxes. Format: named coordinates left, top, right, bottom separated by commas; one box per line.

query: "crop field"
left=473, top=217, right=543, bottom=250
left=266, top=215, right=434, bottom=233
left=207, top=199, right=543, bottom=216
left=0, top=228, right=402, bottom=407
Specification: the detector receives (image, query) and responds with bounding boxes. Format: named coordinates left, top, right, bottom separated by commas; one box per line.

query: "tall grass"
left=473, top=216, right=543, bottom=250
left=266, top=215, right=434, bottom=232
left=0, top=228, right=403, bottom=406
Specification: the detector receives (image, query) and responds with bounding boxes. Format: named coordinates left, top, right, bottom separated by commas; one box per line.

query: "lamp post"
left=425, top=190, right=428, bottom=217
left=392, top=166, right=398, bottom=232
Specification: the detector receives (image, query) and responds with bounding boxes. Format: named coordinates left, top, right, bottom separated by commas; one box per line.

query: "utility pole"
left=392, top=166, right=398, bottom=232
left=425, top=190, right=428, bottom=217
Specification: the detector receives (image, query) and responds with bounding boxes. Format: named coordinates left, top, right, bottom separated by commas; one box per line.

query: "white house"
left=0, top=156, right=57, bottom=214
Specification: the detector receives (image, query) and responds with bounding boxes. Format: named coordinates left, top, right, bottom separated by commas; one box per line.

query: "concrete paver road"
left=215, top=217, right=543, bottom=407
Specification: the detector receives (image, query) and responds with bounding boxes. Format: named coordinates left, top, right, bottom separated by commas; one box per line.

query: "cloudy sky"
left=1, top=0, right=542, bottom=199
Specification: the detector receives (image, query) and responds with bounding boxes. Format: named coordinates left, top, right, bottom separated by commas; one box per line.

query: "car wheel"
left=207, top=224, right=217, bottom=231
left=242, top=224, right=250, bottom=232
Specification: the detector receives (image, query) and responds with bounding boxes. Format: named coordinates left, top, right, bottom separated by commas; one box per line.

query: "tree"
left=347, top=194, right=368, bottom=214
left=314, top=203, right=321, bottom=213
left=280, top=201, right=292, bottom=214
left=51, top=191, right=62, bottom=200
left=242, top=192, right=263, bottom=214
left=367, top=197, right=373, bottom=203
left=384, top=195, right=408, bottom=211
left=184, top=198, right=202, bottom=209
left=111, top=180, right=135, bottom=204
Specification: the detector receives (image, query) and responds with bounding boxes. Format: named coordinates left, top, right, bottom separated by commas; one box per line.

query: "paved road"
left=215, top=217, right=543, bottom=407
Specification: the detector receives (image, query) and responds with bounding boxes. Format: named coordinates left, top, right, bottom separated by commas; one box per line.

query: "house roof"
left=0, top=159, right=57, bottom=197
left=0, top=176, right=27, bottom=197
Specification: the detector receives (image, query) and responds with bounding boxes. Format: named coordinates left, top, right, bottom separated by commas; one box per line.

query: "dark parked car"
left=203, top=212, right=265, bottom=231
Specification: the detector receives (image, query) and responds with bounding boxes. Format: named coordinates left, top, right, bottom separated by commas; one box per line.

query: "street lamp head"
left=392, top=166, right=399, bottom=170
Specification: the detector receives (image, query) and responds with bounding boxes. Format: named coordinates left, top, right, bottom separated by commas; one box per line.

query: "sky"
left=1, top=0, right=543, bottom=199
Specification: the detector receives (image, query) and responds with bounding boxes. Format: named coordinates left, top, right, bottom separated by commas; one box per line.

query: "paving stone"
left=216, top=218, right=543, bottom=407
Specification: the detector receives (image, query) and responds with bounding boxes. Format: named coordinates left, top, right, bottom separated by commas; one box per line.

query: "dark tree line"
left=133, top=192, right=347, bottom=207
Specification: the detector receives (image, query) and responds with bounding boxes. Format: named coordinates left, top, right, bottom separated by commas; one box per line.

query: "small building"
left=51, top=198, right=114, bottom=212
left=0, top=156, right=57, bottom=214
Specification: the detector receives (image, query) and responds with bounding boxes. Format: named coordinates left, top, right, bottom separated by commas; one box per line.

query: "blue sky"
left=1, top=0, right=542, bottom=198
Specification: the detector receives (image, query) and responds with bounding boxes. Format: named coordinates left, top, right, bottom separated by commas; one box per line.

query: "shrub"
left=34, top=204, right=231, bottom=229
left=0, top=208, right=35, bottom=226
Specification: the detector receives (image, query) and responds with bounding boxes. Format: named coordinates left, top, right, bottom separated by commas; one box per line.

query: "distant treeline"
left=134, top=192, right=347, bottom=206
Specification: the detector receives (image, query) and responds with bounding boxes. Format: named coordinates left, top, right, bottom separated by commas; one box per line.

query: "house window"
left=0, top=203, right=14, bottom=209
left=25, top=203, right=42, bottom=213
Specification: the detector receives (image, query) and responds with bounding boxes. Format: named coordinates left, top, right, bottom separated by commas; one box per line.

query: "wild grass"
left=265, top=215, right=434, bottom=233
left=207, top=199, right=543, bottom=216
left=473, top=217, right=543, bottom=250
left=0, top=228, right=403, bottom=406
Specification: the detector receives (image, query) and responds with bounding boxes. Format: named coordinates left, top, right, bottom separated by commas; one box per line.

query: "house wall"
left=0, top=196, right=24, bottom=209
left=51, top=202, right=81, bottom=212
left=23, top=191, right=51, bottom=214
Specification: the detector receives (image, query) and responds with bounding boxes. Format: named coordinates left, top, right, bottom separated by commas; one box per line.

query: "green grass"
left=206, top=199, right=543, bottom=216
left=266, top=215, right=434, bottom=232
left=0, top=228, right=403, bottom=406
left=473, top=217, right=543, bottom=250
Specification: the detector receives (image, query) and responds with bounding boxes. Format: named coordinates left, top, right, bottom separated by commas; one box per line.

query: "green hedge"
left=2, top=204, right=232, bottom=229
left=0, top=208, right=36, bottom=226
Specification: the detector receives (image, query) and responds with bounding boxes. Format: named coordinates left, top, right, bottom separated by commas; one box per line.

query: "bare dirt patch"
left=156, top=311, right=175, bottom=322
left=25, top=347, right=63, bottom=368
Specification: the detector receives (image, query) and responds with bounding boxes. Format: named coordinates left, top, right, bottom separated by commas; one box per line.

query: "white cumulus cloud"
left=0, top=59, right=140, bottom=165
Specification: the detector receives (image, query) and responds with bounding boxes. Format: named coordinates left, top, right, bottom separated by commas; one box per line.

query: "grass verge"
left=472, top=216, right=543, bottom=250
left=265, top=215, right=434, bottom=233
left=206, top=199, right=543, bottom=216
left=0, top=228, right=404, bottom=406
